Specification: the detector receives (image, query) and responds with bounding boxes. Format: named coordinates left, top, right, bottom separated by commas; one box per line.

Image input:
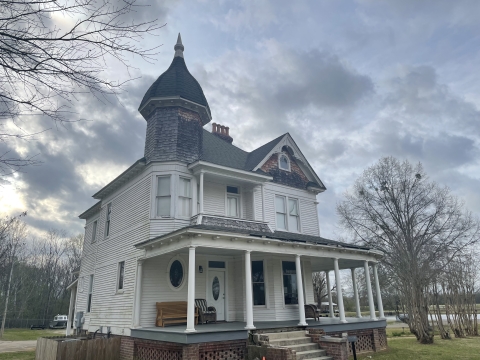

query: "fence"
left=36, top=336, right=120, bottom=360
left=0, top=318, right=51, bottom=329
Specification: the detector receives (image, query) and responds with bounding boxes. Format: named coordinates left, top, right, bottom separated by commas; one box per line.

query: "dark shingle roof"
left=201, top=130, right=286, bottom=172
left=244, top=133, right=286, bottom=170
left=201, top=130, right=249, bottom=170
left=135, top=224, right=371, bottom=251
left=139, top=57, right=210, bottom=112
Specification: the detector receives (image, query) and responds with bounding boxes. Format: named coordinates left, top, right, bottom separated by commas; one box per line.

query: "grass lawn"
left=0, top=352, right=35, bottom=360
left=355, top=336, right=480, bottom=360
left=1, top=328, right=63, bottom=341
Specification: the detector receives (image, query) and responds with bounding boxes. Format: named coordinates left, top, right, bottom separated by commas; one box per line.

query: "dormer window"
left=279, top=154, right=290, bottom=171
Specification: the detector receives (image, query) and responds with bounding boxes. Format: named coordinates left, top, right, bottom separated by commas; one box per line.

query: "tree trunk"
left=0, top=262, right=14, bottom=339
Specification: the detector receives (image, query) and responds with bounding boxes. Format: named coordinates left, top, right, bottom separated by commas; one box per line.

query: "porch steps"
left=263, top=330, right=333, bottom=360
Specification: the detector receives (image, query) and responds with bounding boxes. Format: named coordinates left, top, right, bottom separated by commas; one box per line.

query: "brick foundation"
left=323, top=327, right=388, bottom=357
left=119, top=336, right=247, bottom=360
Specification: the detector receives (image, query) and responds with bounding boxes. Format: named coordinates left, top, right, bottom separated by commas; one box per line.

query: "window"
left=178, top=177, right=191, bottom=217
left=156, top=176, right=171, bottom=217
left=275, top=196, right=287, bottom=230
left=117, top=261, right=125, bottom=291
left=282, top=262, right=297, bottom=304
left=275, top=196, right=300, bottom=232
left=91, top=221, right=97, bottom=243
left=252, top=261, right=265, bottom=306
left=105, top=204, right=112, bottom=237
left=226, top=186, right=239, bottom=217
left=279, top=154, right=290, bottom=171
left=87, top=274, right=94, bottom=312
left=288, top=199, right=300, bottom=232
left=169, top=260, right=184, bottom=288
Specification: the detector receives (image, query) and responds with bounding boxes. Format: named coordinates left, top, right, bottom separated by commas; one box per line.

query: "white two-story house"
left=68, top=35, right=386, bottom=359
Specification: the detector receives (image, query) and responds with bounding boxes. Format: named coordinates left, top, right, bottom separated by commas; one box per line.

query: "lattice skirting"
left=134, top=341, right=182, bottom=360
left=199, top=340, right=247, bottom=360
left=348, top=334, right=373, bottom=354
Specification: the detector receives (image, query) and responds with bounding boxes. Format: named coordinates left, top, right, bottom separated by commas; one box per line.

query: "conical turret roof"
left=139, top=34, right=210, bottom=115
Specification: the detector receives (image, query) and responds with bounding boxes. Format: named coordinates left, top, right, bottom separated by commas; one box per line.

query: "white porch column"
left=66, top=285, right=76, bottom=336
left=186, top=246, right=197, bottom=332
left=244, top=250, right=255, bottom=329
left=295, top=255, right=307, bottom=326
left=351, top=268, right=361, bottom=318
left=373, top=263, right=385, bottom=319
left=133, top=260, right=143, bottom=327
left=333, top=258, right=347, bottom=323
left=364, top=261, right=377, bottom=320
left=199, top=171, right=204, bottom=214
left=326, top=271, right=334, bottom=318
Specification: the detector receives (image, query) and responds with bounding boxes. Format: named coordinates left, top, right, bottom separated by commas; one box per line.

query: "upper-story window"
left=178, top=177, right=191, bottom=217
left=275, top=195, right=300, bottom=232
left=105, top=203, right=112, bottom=237
left=226, top=186, right=240, bottom=217
left=91, top=220, right=98, bottom=243
left=279, top=153, right=290, bottom=171
left=156, top=176, right=171, bottom=217
left=117, top=261, right=125, bottom=292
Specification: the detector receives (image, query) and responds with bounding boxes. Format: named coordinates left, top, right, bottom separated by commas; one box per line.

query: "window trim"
left=91, top=220, right=98, bottom=243
left=225, top=185, right=241, bottom=218
left=274, top=195, right=301, bottom=233
left=177, top=176, right=192, bottom=218
left=105, top=203, right=112, bottom=238
left=166, top=256, right=187, bottom=291
left=278, top=153, right=291, bottom=172
left=156, top=175, right=172, bottom=218
left=116, top=261, right=125, bottom=294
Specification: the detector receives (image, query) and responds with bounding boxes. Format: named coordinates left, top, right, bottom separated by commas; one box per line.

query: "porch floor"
left=131, top=317, right=387, bottom=344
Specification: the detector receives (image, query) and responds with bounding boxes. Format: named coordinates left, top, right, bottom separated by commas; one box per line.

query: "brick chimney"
left=212, top=123, right=233, bottom=144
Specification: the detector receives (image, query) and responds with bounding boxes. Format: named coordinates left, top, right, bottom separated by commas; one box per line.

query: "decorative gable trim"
left=252, top=134, right=326, bottom=191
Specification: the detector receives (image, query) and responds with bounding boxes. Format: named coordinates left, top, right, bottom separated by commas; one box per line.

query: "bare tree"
left=0, top=0, right=162, bottom=176
left=337, top=157, right=480, bottom=343
left=312, top=272, right=327, bottom=307
left=0, top=214, right=27, bottom=338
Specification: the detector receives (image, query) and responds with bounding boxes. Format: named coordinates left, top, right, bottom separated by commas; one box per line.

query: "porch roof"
left=135, top=224, right=373, bottom=252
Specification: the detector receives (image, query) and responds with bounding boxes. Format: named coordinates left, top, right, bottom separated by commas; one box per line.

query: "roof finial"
left=174, top=33, right=184, bottom=58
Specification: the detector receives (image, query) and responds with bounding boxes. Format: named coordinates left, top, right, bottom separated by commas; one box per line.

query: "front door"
left=207, top=270, right=225, bottom=321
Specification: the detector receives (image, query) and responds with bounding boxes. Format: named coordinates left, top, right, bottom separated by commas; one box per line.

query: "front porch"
left=131, top=317, right=387, bottom=344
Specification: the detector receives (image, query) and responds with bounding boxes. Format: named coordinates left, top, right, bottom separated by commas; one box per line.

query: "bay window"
left=156, top=176, right=171, bottom=217
left=178, top=177, right=191, bottom=217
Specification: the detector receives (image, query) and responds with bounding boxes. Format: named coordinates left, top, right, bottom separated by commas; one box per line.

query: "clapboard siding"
left=253, top=187, right=263, bottom=221
left=299, top=199, right=320, bottom=236
left=203, top=181, right=225, bottom=216
left=243, top=190, right=254, bottom=220
left=149, top=219, right=190, bottom=238
left=139, top=254, right=208, bottom=327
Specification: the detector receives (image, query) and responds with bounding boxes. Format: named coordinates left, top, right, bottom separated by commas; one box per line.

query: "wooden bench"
left=156, top=301, right=198, bottom=327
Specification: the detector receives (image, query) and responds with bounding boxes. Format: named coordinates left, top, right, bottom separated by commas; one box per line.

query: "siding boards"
left=203, top=181, right=225, bottom=216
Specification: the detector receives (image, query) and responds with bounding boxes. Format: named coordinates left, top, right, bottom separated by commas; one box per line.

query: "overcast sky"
left=2, top=0, right=480, bottom=241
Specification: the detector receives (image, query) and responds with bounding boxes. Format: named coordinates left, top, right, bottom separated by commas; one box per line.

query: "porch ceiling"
left=309, top=257, right=367, bottom=272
